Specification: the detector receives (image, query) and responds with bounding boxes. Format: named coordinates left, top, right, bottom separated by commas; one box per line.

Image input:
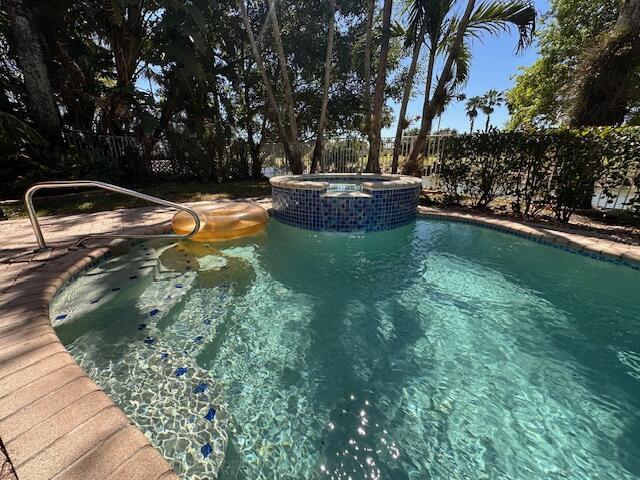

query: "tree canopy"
left=1, top=0, right=408, bottom=185
left=506, top=0, right=640, bottom=128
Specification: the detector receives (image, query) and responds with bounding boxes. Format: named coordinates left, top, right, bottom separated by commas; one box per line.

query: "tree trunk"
left=569, top=0, right=640, bottom=126
left=51, top=39, right=96, bottom=130
left=363, top=0, right=375, bottom=141
left=400, top=44, right=436, bottom=174
left=470, top=117, right=474, bottom=133
left=250, top=143, right=263, bottom=179
left=238, top=0, right=297, bottom=172
left=268, top=0, right=303, bottom=174
left=310, top=137, right=324, bottom=174
left=244, top=86, right=259, bottom=179
left=310, top=0, right=337, bottom=174
left=391, top=24, right=426, bottom=174
left=402, top=0, right=477, bottom=177
left=421, top=46, right=438, bottom=127
left=290, top=143, right=304, bottom=175
left=485, top=114, right=491, bottom=132
left=100, top=3, right=145, bottom=134
left=135, top=83, right=180, bottom=182
left=250, top=116, right=268, bottom=179
left=6, top=0, right=61, bottom=143
left=366, top=0, right=393, bottom=174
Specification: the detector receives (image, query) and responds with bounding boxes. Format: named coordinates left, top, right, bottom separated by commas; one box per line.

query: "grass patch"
left=1, top=180, right=271, bottom=220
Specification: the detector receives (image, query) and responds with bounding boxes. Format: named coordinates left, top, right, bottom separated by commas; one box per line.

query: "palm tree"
left=267, top=0, right=303, bottom=174
left=363, top=0, right=375, bottom=142
left=366, top=0, right=394, bottom=173
left=97, top=1, right=152, bottom=134
left=391, top=0, right=463, bottom=173
left=402, top=0, right=536, bottom=176
left=6, top=0, right=61, bottom=142
left=465, top=96, right=482, bottom=132
left=390, top=14, right=427, bottom=173
left=480, top=89, right=505, bottom=131
left=238, top=0, right=303, bottom=174
left=310, top=0, right=337, bottom=173
left=401, top=0, right=477, bottom=176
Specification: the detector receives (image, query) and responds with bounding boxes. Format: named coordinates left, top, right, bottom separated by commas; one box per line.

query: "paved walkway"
left=0, top=206, right=184, bottom=480
left=0, top=201, right=638, bottom=480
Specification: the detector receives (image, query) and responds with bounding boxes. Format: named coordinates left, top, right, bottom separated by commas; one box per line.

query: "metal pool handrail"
left=24, top=180, right=201, bottom=250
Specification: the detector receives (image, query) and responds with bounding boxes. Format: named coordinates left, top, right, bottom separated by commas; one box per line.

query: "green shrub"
left=439, top=127, right=640, bottom=222
left=60, top=147, right=115, bottom=181
left=0, top=112, right=54, bottom=197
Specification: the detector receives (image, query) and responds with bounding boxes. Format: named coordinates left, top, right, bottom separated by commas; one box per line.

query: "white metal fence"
left=592, top=185, right=638, bottom=210
left=260, top=135, right=448, bottom=176
left=63, top=130, right=139, bottom=161
left=63, top=129, right=182, bottom=176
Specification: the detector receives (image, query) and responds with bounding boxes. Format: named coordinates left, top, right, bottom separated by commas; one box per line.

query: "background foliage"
left=506, top=0, right=640, bottom=128
left=1, top=0, right=408, bottom=196
left=439, top=127, right=640, bottom=221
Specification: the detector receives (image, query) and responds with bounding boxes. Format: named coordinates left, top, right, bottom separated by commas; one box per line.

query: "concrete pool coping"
left=270, top=173, right=422, bottom=191
left=0, top=200, right=638, bottom=479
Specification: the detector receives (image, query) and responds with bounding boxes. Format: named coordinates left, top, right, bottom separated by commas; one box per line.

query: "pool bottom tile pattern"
left=50, top=243, right=231, bottom=480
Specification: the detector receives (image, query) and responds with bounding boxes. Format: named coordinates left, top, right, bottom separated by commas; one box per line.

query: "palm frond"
left=106, top=0, right=125, bottom=28
left=465, top=95, right=483, bottom=117
left=465, top=0, right=536, bottom=53
left=0, top=111, right=46, bottom=147
left=451, top=42, right=471, bottom=88
left=391, top=21, right=407, bottom=40
left=403, top=19, right=418, bottom=49
left=408, top=0, right=455, bottom=48
left=479, top=89, right=506, bottom=114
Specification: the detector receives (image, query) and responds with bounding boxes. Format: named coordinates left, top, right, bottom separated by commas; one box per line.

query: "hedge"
left=439, top=127, right=640, bottom=222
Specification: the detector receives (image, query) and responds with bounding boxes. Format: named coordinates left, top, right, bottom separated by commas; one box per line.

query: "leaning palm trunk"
left=366, top=0, right=394, bottom=173
left=403, top=0, right=477, bottom=177
left=238, top=0, right=298, bottom=173
left=363, top=0, right=375, bottom=141
left=310, top=0, right=337, bottom=174
left=391, top=24, right=426, bottom=174
left=6, top=0, right=61, bottom=142
left=268, top=0, right=304, bottom=174
left=410, top=42, right=438, bottom=144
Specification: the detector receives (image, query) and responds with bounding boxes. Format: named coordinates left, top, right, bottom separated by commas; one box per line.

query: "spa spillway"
left=270, top=174, right=422, bottom=232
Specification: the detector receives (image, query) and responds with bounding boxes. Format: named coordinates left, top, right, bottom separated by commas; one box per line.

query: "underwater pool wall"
left=270, top=174, right=422, bottom=232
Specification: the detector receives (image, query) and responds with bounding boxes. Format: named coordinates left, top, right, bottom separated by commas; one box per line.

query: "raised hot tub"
left=270, top=173, right=422, bottom=232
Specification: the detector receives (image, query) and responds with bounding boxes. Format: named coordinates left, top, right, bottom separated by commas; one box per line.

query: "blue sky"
left=382, top=0, right=550, bottom=136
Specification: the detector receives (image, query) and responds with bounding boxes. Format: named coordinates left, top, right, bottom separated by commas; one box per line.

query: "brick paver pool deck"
left=0, top=200, right=638, bottom=479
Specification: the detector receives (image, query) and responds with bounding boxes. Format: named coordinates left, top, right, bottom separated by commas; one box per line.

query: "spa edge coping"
left=1, top=204, right=639, bottom=479
left=270, top=173, right=423, bottom=191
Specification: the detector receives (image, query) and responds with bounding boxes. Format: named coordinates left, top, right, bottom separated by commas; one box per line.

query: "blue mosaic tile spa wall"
left=271, top=182, right=421, bottom=232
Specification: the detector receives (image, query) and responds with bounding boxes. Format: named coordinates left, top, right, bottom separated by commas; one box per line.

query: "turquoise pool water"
left=326, top=182, right=362, bottom=192
left=51, top=219, right=640, bottom=479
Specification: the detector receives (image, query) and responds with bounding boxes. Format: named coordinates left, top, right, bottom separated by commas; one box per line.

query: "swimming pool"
left=51, top=219, right=640, bottom=479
